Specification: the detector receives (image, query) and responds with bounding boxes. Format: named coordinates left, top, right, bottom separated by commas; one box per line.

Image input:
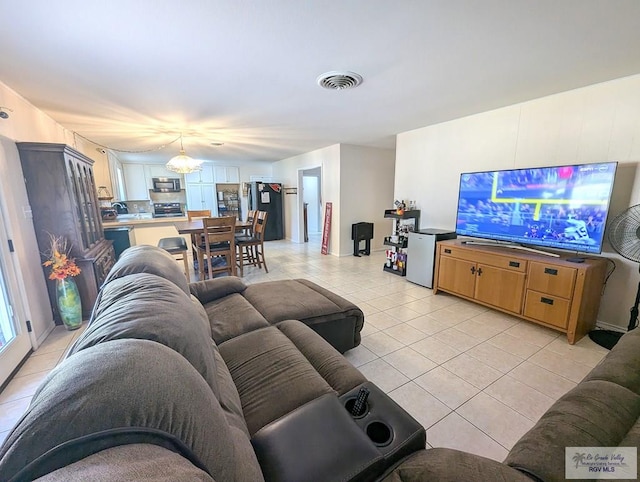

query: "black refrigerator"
left=248, top=182, right=284, bottom=240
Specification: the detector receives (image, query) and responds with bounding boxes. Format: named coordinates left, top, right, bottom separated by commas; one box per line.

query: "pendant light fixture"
left=166, top=133, right=202, bottom=174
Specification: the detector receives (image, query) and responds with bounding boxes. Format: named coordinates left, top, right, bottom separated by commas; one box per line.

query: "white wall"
left=340, top=145, right=395, bottom=255
left=395, top=73, right=640, bottom=330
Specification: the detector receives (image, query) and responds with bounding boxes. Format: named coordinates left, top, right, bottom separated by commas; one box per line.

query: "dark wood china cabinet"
left=17, top=143, right=115, bottom=323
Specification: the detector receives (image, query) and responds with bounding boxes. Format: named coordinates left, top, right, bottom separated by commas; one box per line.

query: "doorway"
left=301, top=167, right=322, bottom=243
left=0, top=209, right=31, bottom=387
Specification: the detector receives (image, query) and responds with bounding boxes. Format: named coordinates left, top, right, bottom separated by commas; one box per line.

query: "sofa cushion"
left=101, top=244, right=190, bottom=295
left=243, top=279, right=361, bottom=325
left=276, top=319, right=367, bottom=395
left=190, top=276, right=247, bottom=304
left=219, top=326, right=335, bottom=435
left=212, top=344, right=250, bottom=437
left=505, top=379, right=640, bottom=482
left=0, top=340, right=249, bottom=482
left=68, top=273, right=220, bottom=396
left=243, top=279, right=365, bottom=351
left=34, top=444, right=215, bottom=482
left=202, top=293, right=270, bottom=344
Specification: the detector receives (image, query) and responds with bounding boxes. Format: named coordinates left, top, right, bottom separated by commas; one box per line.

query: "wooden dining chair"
left=243, top=210, right=258, bottom=235
left=187, top=210, right=211, bottom=221
left=196, top=216, right=237, bottom=280
left=236, top=211, right=268, bottom=277
left=186, top=210, right=212, bottom=266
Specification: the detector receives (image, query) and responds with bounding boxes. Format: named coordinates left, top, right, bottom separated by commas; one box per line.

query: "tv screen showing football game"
left=455, top=162, right=618, bottom=254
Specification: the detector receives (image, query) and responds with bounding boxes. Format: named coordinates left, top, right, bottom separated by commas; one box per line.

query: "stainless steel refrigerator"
left=248, top=182, right=284, bottom=240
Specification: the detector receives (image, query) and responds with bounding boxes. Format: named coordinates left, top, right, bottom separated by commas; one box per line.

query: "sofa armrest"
left=189, top=276, right=247, bottom=304
left=380, top=448, right=536, bottom=482
left=251, top=394, right=385, bottom=482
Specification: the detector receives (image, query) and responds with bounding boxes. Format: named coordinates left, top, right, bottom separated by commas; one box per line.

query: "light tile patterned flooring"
left=0, top=237, right=609, bottom=461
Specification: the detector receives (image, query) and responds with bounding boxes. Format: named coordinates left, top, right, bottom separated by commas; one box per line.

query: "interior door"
left=0, top=211, right=31, bottom=387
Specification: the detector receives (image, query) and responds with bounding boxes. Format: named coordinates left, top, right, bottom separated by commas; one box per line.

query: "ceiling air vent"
left=316, top=71, right=363, bottom=90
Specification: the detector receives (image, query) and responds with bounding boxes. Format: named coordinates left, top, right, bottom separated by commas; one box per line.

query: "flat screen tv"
left=455, top=162, right=618, bottom=255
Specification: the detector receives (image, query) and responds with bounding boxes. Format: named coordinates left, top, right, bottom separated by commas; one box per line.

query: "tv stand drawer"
left=441, top=244, right=527, bottom=272
left=523, top=290, right=571, bottom=328
left=527, top=262, right=576, bottom=298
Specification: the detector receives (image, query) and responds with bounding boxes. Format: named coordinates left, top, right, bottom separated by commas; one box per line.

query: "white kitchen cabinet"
left=186, top=183, right=217, bottom=214
left=185, top=165, right=214, bottom=184
left=214, top=166, right=240, bottom=183
left=123, top=163, right=150, bottom=200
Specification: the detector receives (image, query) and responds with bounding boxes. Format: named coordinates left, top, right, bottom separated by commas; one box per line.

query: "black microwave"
left=152, top=177, right=181, bottom=192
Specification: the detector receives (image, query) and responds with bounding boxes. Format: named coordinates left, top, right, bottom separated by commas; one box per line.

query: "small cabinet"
left=214, top=166, right=239, bottom=183
left=434, top=239, right=608, bottom=344
left=185, top=165, right=214, bottom=184
left=437, top=249, right=525, bottom=314
left=122, top=163, right=150, bottom=200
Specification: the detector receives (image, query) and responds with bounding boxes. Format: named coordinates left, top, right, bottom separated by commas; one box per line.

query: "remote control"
left=351, top=387, right=370, bottom=416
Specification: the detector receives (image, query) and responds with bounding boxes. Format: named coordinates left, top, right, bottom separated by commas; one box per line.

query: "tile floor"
left=0, top=237, right=610, bottom=461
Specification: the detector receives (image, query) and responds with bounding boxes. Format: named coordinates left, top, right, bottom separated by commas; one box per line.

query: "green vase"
left=56, top=277, right=82, bottom=330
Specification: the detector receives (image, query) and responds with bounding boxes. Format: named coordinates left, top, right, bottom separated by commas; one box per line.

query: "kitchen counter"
left=103, top=215, right=188, bottom=227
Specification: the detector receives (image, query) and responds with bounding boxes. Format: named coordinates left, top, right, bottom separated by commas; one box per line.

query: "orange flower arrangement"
left=42, top=235, right=81, bottom=280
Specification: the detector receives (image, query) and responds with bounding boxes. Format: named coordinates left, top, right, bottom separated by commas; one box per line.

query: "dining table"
left=174, top=218, right=252, bottom=235
left=174, top=218, right=253, bottom=280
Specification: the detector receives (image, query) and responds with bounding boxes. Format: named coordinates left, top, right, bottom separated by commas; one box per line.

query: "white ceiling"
left=1, top=1, right=640, bottom=164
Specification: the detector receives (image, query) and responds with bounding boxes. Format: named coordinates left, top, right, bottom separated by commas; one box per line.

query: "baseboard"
left=594, top=320, right=626, bottom=333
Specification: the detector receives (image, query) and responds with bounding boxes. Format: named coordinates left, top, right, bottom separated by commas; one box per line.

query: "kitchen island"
left=103, top=215, right=189, bottom=248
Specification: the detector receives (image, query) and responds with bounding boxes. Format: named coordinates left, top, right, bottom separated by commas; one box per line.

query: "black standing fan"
left=589, top=204, right=640, bottom=349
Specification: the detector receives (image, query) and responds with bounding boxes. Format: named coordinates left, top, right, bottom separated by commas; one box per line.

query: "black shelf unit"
left=383, top=265, right=406, bottom=276
left=383, top=209, right=420, bottom=276
left=383, top=237, right=408, bottom=249
left=384, top=209, right=421, bottom=223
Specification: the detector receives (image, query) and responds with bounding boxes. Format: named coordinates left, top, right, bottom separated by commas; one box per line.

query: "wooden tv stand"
left=433, top=239, right=609, bottom=344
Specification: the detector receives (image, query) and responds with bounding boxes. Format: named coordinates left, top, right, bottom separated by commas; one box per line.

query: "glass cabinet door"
left=66, top=155, right=102, bottom=251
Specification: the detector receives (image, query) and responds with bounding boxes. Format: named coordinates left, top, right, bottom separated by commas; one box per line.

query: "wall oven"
left=152, top=177, right=181, bottom=192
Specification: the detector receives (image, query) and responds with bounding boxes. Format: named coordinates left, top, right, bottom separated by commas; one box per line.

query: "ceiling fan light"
left=166, top=149, right=203, bottom=174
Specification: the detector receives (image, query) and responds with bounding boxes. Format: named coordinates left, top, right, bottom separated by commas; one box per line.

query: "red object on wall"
left=321, top=202, right=332, bottom=255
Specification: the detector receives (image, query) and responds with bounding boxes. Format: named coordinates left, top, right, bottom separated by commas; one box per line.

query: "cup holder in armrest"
left=339, top=381, right=426, bottom=469
left=366, top=420, right=393, bottom=447
left=344, top=397, right=369, bottom=419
